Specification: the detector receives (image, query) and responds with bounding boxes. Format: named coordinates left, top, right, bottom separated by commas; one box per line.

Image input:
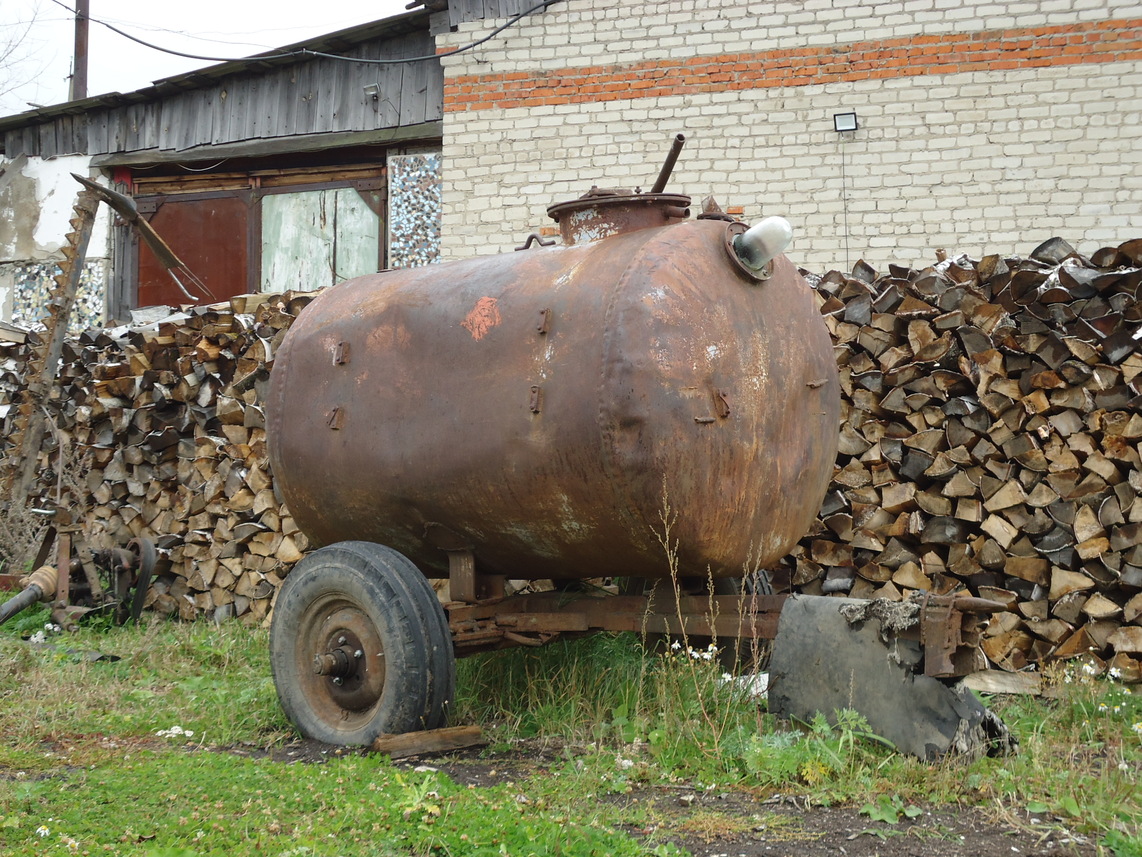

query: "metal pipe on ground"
left=0, top=566, right=58, bottom=627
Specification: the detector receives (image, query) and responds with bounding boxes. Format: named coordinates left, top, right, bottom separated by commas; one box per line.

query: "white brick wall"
left=436, top=0, right=1142, bottom=273
left=440, top=0, right=1142, bottom=69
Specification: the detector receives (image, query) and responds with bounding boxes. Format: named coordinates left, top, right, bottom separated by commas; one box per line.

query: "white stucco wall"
left=0, top=154, right=112, bottom=326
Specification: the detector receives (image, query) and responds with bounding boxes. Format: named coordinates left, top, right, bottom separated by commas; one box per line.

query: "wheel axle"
left=312, top=647, right=356, bottom=678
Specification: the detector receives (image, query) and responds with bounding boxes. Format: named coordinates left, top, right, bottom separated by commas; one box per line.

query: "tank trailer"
left=264, top=136, right=1011, bottom=759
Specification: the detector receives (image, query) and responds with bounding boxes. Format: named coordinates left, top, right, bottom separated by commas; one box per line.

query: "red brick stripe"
left=444, top=18, right=1142, bottom=111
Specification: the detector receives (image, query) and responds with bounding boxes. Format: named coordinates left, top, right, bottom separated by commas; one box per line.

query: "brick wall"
left=436, top=0, right=1142, bottom=272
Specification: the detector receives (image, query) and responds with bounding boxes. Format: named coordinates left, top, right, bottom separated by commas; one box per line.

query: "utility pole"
left=70, top=0, right=89, bottom=101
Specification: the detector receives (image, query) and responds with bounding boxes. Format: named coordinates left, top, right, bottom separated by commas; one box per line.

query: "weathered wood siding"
left=3, top=29, right=441, bottom=160
left=448, top=0, right=535, bottom=26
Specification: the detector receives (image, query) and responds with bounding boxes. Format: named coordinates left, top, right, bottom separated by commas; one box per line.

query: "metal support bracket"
left=919, top=594, right=1002, bottom=678
left=446, top=549, right=504, bottom=604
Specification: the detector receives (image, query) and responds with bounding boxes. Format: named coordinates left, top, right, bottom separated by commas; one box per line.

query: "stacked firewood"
left=777, top=237, right=1142, bottom=677
left=1, top=292, right=317, bottom=625
left=1, top=238, right=1139, bottom=673
left=0, top=326, right=31, bottom=419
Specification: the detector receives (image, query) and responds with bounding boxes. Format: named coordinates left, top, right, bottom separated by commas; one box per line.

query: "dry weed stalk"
left=651, top=488, right=765, bottom=756
left=0, top=491, right=50, bottom=575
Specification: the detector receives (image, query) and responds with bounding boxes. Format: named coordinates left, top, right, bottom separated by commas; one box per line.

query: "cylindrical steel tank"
left=267, top=198, right=839, bottom=581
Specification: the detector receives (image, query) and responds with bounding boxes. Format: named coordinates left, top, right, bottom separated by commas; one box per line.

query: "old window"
left=261, top=187, right=381, bottom=292
left=111, top=148, right=440, bottom=317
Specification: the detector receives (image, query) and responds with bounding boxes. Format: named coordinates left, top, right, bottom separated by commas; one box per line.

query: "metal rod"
left=650, top=133, right=686, bottom=194
left=0, top=586, right=42, bottom=627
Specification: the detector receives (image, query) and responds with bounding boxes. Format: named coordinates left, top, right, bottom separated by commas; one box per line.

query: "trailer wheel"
left=270, top=541, right=455, bottom=745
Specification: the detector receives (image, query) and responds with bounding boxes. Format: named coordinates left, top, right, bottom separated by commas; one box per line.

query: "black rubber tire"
left=366, top=544, right=455, bottom=730
left=127, top=538, right=156, bottom=626
left=269, top=541, right=455, bottom=745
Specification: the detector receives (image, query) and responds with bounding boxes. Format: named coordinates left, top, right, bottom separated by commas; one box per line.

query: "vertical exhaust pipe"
left=650, top=133, right=686, bottom=194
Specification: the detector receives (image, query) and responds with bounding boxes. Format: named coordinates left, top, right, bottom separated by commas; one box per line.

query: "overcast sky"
left=0, top=0, right=413, bottom=118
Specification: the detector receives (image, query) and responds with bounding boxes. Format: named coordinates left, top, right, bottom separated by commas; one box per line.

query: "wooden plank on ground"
left=371, top=726, right=485, bottom=759
left=962, top=670, right=1041, bottom=695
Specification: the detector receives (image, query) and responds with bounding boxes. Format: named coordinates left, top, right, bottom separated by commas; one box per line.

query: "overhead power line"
left=46, top=0, right=559, bottom=66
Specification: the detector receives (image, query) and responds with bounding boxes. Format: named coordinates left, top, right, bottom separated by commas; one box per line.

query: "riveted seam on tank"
left=597, top=225, right=697, bottom=547
left=597, top=233, right=651, bottom=544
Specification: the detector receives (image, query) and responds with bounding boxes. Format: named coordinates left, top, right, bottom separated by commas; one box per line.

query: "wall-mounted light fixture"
left=833, top=111, right=858, bottom=133
left=833, top=111, right=858, bottom=272
left=363, top=83, right=380, bottom=101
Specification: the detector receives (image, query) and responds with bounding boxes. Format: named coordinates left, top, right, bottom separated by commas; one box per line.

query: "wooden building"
left=0, top=7, right=458, bottom=322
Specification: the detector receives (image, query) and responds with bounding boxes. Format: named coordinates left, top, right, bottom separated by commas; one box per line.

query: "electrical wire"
left=46, top=0, right=560, bottom=66
left=86, top=17, right=353, bottom=49
left=176, top=160, right=229, bottom=172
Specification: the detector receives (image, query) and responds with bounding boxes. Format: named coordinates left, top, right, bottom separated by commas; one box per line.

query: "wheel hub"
left=312, top=645, right=359, bottom=680
left=301, top=606, right=385, bottom=717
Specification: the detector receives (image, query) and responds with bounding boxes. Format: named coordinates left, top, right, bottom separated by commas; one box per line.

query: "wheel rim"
left=296, top=595, right=386, bottom=732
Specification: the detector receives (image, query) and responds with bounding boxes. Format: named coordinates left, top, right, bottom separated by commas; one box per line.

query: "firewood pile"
left=778, top=237, right=1142, bottom=679
left=0, top=237, right=1139, bottom=676
left=1, top=292, right=317, bottom=625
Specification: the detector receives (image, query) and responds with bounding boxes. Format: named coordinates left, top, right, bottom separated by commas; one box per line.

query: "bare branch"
left=0, top=2, right=50, bottom=103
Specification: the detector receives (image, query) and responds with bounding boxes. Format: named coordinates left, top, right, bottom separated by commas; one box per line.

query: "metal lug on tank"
left=333, top=341, right=351, bottom=365
left=529, top=385, right=542, bottom=414
left=734, top=216, right=794, bottom=272
left=515, top=233, right=556, bottom=251
left=713, top=389, right=731, bottom=419
left=697, top=195, right=734, bottom=222
left=326, top=407, right=345, bottom=430
left=537, top=308, right=552, bottom=335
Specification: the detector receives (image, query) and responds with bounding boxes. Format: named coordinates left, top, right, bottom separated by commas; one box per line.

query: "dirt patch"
left=383, top=739, right=1097, bottom=857
left=204, top=736, right=1100, bottom=856
left=624, top=792, right=1095, bottom=857
left=225, top=737, right=369, bottom=765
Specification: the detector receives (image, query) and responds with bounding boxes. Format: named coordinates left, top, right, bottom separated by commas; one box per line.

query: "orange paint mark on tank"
left=462, top=297, right=501, bottom=340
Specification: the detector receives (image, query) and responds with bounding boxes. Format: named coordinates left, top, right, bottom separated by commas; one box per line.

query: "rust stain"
left=462, top=296, right=501, bottom=340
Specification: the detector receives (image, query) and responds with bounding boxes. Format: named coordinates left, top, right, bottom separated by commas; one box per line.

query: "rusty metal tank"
left=267, top=185, right=839, bottom=582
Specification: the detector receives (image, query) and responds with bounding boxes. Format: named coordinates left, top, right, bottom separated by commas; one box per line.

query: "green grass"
left=1, top=591, right=1140, bottom=856
left=0, top=749, right=673, bottom=856
left=0, top=600, right=290, bottom=756
left=455, top=633, right=764, bottom=781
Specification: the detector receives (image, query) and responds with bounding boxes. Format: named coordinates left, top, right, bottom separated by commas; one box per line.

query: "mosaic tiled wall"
left=388, top=152, right=442, bottom=269
left=4, top=260, right=106, bottom=332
